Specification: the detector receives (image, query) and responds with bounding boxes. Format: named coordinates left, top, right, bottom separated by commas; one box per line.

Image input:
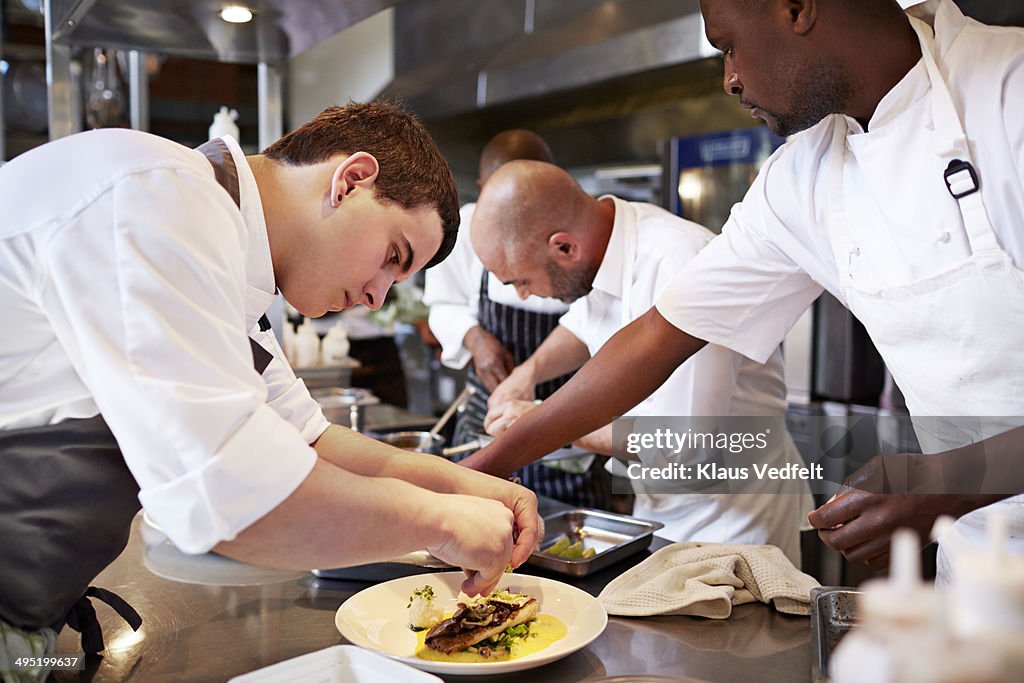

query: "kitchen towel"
left=598, top=542, right=820, bottom=618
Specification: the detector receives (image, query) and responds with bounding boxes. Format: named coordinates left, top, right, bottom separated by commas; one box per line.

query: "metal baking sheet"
left=810, top=586, right=861, bottom=682
left=527, top=508, right=664, bottom=577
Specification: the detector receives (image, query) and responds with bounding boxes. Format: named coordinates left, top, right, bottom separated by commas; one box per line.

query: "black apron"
left=0, top=138, right=271, bottom=653
left=452, top=270, right=610, bottom=509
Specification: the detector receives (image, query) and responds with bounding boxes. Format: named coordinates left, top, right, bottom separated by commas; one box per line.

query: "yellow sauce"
left=416, top=613, right=567, bottom=663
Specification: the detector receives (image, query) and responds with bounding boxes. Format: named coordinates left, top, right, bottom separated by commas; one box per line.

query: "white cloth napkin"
left=598, top=542, right=820, bottom=618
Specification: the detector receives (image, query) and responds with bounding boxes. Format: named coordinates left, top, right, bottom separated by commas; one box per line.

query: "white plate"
left=228, top=644, right=442, bottom=682
left=143, top=542, right=308, bottom=586
left=335, top=571, right=608, bottom=675
left=141, top=512, right=307, bottom=586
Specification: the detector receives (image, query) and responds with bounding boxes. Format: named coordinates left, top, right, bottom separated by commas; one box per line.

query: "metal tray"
left=527, top=509, right=664, bottom=577
left=312, top=551, right=452, bottom=582
left=810, top=586, right=861, bottom=682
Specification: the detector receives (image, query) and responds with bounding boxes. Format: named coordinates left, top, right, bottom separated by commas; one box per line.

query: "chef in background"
left=459, top=160, right=813, bottom=563
left=424, top=130, right=613, bottom=509
left=468, top=0, right=1024, bottom=580
left=0, top=102, right=539, bottom=670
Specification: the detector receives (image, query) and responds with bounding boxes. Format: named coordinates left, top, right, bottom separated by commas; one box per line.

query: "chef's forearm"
left=312, top=424, right=505, bottom=496
left=943, top=424, right=1024, bottom=497
left=214, top=458, right=461, bottom=569
left=572, top=424, right=616, bottom=456
left=522, top=326, right=590, bottom=384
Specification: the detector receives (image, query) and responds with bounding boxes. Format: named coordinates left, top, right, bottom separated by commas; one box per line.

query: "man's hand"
left=464, top=327, right=514, bottom=392
left=463, top=475, right=541, bottom=569
left=426, top=494, right=516, bottom=595
left=488, top=365, right=536, bottom=411
left=807, top=452, right=1004, bottom=570
left=484, top=399, right=538, bottom=436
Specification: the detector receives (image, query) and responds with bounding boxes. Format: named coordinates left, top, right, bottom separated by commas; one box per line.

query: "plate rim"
left=335, top=571, right=608, bottom=675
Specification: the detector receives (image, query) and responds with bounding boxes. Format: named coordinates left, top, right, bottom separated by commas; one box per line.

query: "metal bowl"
left=375, top=431, right=446, bottom=455
left=311, top=387, right=379, bottom=432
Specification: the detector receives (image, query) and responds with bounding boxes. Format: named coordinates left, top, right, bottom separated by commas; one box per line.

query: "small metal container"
left=311, top=387, right=379, bottom=432
left=809, top=586, right=861, bottom=682
left=527, top=509, right=664, bottom=577
left=375, top=430, right=446, bottom=455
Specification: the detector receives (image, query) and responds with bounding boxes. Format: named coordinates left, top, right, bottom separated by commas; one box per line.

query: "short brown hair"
left=263, top=101, right=459, bottom=268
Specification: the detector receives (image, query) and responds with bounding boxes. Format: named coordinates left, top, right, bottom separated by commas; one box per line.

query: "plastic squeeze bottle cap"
left=949, top=510, right=1024, bottom=638
left=859, top=529, right=940, bottom=630
left=321, top=321, right=351, bottom=364
left=293, top=319, right=321, bottom=368
left=831, top=530, right=935, bottom=683
left=209, top=106, right=240, bottom=141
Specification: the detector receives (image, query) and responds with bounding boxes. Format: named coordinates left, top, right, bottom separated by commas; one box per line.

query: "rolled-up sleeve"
left=40, top=166, right=317, bottom=553
left=251, top=325, right=330, bottom=443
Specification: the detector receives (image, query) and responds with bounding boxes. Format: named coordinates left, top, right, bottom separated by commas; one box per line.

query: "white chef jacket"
left=656, top=6, right=1024, bottom=366
left=655, top=0, right=1024, bottom=573
left=423, top=203, right=569, bottom=369
left=561, top=196, right=812, bottom=560
left=0, top=130, right=326, bottom=554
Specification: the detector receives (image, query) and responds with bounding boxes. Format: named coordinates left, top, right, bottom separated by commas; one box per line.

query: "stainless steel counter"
left=52, top=502, right=811, bottom=682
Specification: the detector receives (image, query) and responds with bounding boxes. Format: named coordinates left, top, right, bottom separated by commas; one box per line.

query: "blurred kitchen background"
left=2, top=0, right=1022, bottom=585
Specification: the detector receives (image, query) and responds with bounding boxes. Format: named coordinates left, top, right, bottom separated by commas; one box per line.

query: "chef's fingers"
left=485, top=415, right=516, bottom=437
left=482, top=405, right=503, bottom=431
left=865, top=551, right=891, bottom=572
left=479, top=368, right=504, bottom=394
left=461, top=570, right=500, bottom=597
left=836, top=534, right=891, bottom=571
left=807, top=489, right=870, bottom=530
left=816, top=499, right=890, bottom=552
left=460, top=534, right=513, bottom=596
left=509, top=490, right=541, bottom=568
left=839, top=534, right=893, bottom=567
left=484, top=402, right=525, bottom=435
left=499, top=351, right=515, bottom=377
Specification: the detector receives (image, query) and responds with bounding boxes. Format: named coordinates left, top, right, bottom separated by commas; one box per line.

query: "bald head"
left=471, top=160, right=613, bottom=303
left=478, top=130, right=554, bottom=187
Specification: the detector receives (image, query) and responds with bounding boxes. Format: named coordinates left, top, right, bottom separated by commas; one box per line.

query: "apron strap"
left=196, top=140, right=276, bottom=374
left=195, top=138, right=241, bottom=209
left=64, top=587, right=142, bottom=655
left=826, top=116, right=855, bottom=279
left=908, top=14, right=1002, bottom=256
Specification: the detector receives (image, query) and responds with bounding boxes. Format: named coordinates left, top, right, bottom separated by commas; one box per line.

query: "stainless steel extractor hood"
left=46, top=0, right=409, bottom=64
left=380, top=0, right=708, bottom=121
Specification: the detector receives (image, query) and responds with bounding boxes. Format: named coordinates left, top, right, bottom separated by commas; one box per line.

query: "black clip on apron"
left=0, top=138, right=266, bottom=654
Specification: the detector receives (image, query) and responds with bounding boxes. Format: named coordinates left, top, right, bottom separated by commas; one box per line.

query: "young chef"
left=458, top=160, right=813, bottom=564
left=423, top=130, right=611, bottom=508
left=0, top=102, right=539, bottom=660
left=468, top=0, right=1024, bottom=580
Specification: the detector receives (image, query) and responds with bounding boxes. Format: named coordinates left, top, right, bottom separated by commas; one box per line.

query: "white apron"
left=826, top=3, right=1024, bottom=581
left=617, top=203, right=809, bottom=564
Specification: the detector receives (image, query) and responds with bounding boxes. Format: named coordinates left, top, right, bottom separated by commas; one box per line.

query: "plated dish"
left=335, top=571, right=607, bottom=675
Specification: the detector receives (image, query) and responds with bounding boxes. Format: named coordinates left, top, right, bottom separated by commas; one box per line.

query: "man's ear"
left=329, top=152, right=380, bottom=207
left=784, top=0, right=816, bottom=36
left=547, top=232, right=579, bottom=262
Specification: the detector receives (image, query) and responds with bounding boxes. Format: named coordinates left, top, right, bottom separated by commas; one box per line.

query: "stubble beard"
left=546, top=260, right=594, bottom=304
left=761, top=62, right=855, bottom=137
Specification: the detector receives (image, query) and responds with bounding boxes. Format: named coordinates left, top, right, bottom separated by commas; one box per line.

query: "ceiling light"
left=220, top=5, right=253, bottom=23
